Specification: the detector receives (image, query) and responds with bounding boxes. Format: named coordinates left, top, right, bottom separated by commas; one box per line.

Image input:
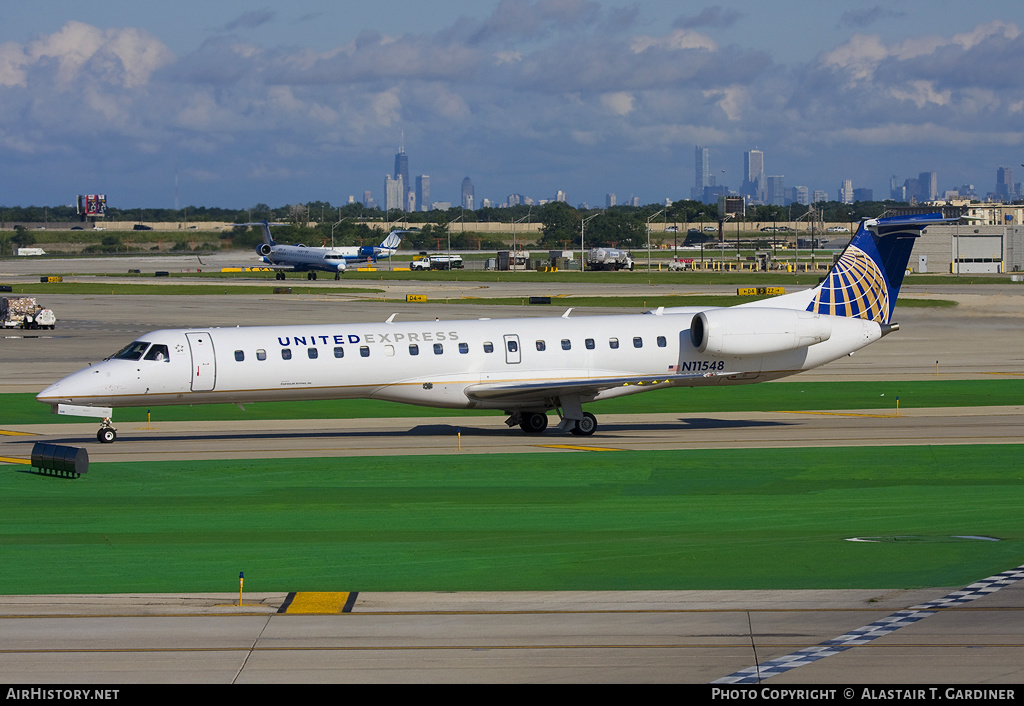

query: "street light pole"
left=581, top=213, right=599, bottom=272
left=647, top=208, right=665, bottom=272
left=448, top=214, right=464, bottom=269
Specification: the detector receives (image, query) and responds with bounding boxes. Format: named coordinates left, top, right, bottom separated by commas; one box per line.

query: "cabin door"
left=186, top=332, right=217, bottom=392
left=503, top=334, right=521, bottom=364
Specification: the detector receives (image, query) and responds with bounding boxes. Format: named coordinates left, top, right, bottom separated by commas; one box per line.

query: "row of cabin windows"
left=232, top=335, right=669, bottom=362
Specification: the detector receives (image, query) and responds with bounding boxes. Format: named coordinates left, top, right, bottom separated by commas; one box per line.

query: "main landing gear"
left=507, top=411, right=598, bottom=436
left=97, top=418, right=117, bottom=444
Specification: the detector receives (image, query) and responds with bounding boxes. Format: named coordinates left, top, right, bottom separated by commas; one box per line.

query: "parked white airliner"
left=245, top=221, right=407, bottom=280
left=38, top=214, right=947, bottom=443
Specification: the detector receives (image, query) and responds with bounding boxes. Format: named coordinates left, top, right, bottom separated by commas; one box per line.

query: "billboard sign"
left=77, top=195, right=107, bottom=218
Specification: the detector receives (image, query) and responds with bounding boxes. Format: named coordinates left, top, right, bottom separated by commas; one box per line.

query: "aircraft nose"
left=37, top=366, right=106, bottom=404
left=36, top=380, right=61, bottom=403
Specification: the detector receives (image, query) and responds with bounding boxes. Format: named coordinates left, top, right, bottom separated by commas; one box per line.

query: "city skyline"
left=0, top=2, right=1022, bottom=209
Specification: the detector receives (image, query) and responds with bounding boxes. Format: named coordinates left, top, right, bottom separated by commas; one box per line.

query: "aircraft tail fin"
left=232, top=220, right=286, bottom=246
left=807, top=212, right=953, bottom=324
left=379, top=229, right=404, bottom=250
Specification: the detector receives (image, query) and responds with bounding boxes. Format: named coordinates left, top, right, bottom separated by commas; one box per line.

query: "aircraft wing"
left=220, top=262, right=296, bottom=272
left=463, top=372, right=708, bottom=406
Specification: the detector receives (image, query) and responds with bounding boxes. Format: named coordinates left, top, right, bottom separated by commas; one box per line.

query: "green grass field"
left=6, top=368, right=1023, bottom=595
left=1, top=446, right=1021, bottom=594
left=7, top=378, right=1023, bottom=426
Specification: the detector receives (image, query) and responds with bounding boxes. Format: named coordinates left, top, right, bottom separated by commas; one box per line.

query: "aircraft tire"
left=97, top=428, right=116, bottom=444
left=519, top=412, right=548, bottom=434
left=570, top=412, right=597, bottom=436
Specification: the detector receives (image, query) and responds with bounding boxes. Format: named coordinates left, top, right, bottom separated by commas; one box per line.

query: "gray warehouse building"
left=914, top=224, right=1024, bottom=274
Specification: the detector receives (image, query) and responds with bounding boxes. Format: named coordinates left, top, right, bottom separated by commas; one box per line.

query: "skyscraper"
left=461, top=177, right=474, bottom=210
left=606, top=193, right=616, bottom=208
left=766, top=175, right=785, bottom=206
left=838, top=180, right=854, bottom=204
left=918, top=171, right=937, bottom=202
left=890, top=176, right=905, bottom=201
left=997, top=167, right=1014, bottom=200
left=385, top=174, right=404, bottom=212
left=743, top=149, right=764, bottom=203
left=692, top=145, right=710, bottom=201
left=394, top=141, right=410, bottom=211
left=416, top=175, right=430, bottom=212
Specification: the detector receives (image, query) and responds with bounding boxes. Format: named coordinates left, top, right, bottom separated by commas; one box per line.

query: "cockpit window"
left=144, top=344, right=170, bottom=362
left=113, top=341, right=150, bottom=361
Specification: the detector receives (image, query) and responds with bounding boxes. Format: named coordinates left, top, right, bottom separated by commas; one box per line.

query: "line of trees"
left=2, top=198, right=919, bottom=251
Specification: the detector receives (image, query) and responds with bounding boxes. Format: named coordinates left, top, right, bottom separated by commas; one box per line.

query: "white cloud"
left=703, top=86, right=746, bottom=121
left=952, top=20, right=1020, bottom=50
left=600, top=92, right=634, bottom=116
left=889, top=80, right=951, bottom=108
left=0, top=42, right=29, bottom=87
left=23, top=21, right=171, bottom=90
left=630, top=29, right=717, bottom=54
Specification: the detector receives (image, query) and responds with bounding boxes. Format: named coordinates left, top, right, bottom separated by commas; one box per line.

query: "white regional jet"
left=39, top=213, right=946, bottom=443
left=245, top=221, right=406, bottom=280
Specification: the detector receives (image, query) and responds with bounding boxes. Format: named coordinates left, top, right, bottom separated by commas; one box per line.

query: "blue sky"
left=1, top=1, right=1022, bottom=210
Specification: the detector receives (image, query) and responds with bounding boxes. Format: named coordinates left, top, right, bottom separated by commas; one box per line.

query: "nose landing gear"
left=97, top=418, right=117, bottom=444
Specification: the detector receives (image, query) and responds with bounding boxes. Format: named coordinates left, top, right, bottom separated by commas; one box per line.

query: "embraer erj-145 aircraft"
left=39, top=213, right=947, bottom=443
left=245, top=221, right=406, bottom=280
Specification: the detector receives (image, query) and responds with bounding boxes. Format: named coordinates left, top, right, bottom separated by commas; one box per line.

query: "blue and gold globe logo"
left=808, top=245, right=890, bottom=323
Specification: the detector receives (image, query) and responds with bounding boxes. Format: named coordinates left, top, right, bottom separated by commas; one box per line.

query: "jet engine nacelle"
left=257, top=243, right=273, bottom=257
left=691, top=308, right=833, bottom=357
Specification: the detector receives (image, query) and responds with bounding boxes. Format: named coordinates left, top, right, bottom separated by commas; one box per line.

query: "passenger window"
left=561, top=339, right=571, bottom=350
left=144, top=344, right=170, bottom=362
left=633, top=337, right=643, bottom=348
left=459, top=342, right=469, bottom=354
left=360, top=346, right=370, bottom=357
left=657, top=336, right=666, bottom=348
left=234, top=350, right=244, bottom=362
left=536, top=340, right=546, bottom=351
left=308, top=348, right=318, bottom=359
left=257, top=349, right=267, bottom=361
left=433, top=343, right=443, bottom=355
left=409, top=344, right=419, bottom=356
left=484, top=342, right=494, bottom=353
left=585, top=338, right=595, bottom=350
left=334, top=347, right=344, bottom=358
left=609, top=338, right=619, bottom=349
left=281, top=348, right=292, bottom=360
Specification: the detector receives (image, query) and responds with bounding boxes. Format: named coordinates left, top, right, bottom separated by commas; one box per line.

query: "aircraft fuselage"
left=37, top=311, right=883, bottom=412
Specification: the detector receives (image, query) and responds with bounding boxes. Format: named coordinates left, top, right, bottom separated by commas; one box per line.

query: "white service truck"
left=411, top=254, right=464, bottom=270
left=586, top=247, right=634, bottom=271
left=1, top=297, right=56, bottom=329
